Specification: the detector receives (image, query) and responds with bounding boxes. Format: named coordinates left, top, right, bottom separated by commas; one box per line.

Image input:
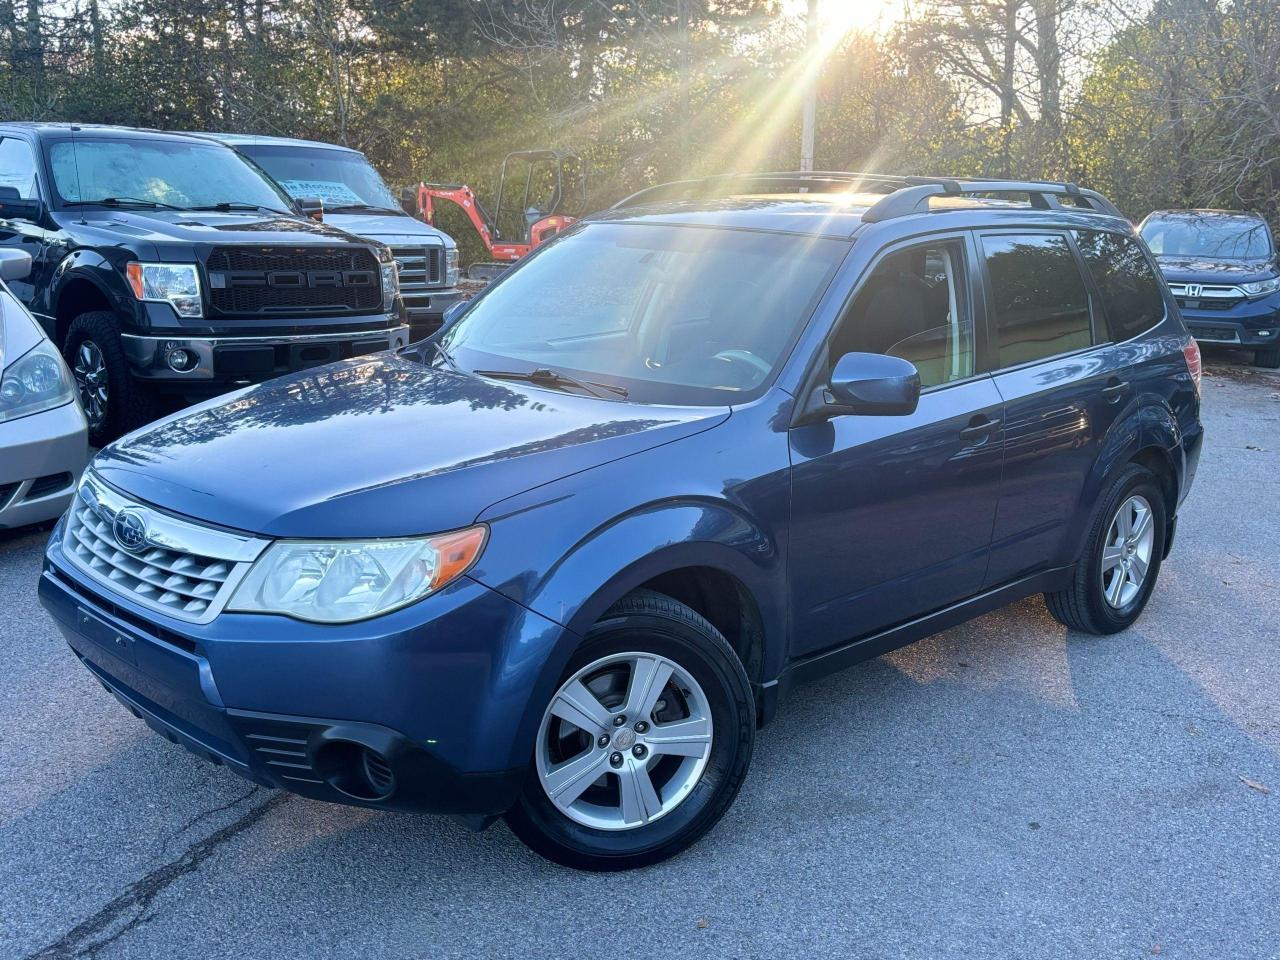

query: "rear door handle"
left=1101, top=379, right=1130, bottom=402
left=959, top=416, right=1001, bottom=442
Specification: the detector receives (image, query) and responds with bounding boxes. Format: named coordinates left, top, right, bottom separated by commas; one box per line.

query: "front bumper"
left=1178, top=298, right=1280, bottom=347
left=121, top=324, right=410, bottom=392
left=39, top=531, right=570, bottom=816
left=404, top=288, right=461, bottom=341
left=0, top=400, right=88, bottom=529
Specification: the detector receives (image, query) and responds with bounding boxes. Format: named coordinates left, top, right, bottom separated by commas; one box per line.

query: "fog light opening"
left=165, top=347, right=198, bottom=373
left=314, top=740, right=396, bottom=801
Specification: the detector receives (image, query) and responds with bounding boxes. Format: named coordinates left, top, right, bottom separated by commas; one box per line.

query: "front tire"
left=505, top=590, right=754, bottom=871
left=1255, top=345, right=1280, bottom=369
left=1045, top=464, right=1167, bottom=635
left=64, top=311, right=157, bottom=446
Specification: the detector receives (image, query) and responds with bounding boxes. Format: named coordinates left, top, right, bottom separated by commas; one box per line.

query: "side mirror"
left=296, top=197, right=324, bottom=222
left=0, top=249, right=33, bottom=282
left=0, top=190, right=44, bottom=223
left=826, top=352, right=920, bottom=416
left=441, top=300, right=468, bottom=330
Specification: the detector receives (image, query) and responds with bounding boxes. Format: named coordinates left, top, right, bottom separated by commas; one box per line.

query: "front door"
left=788, top=236, right=1004, bottom=657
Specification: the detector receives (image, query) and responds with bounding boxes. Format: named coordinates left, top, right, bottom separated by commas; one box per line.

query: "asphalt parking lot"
left=2, top=352, right=1277, bottom=960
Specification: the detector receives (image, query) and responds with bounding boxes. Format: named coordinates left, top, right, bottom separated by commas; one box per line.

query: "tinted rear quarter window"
left=981, top=233, right=1093, bottom=367
left=1074, top=230, right=1166, bottom=341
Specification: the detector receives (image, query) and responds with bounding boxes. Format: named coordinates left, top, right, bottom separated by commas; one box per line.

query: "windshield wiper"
left=326, top=203, right=403, bottom=215
left=184, top=201, right=290, bottom=215
left=473, top=367, right=628, bottom=399
left=64, top=196, right=184, bottom=210
left=431, top=340, right=459, bottom=370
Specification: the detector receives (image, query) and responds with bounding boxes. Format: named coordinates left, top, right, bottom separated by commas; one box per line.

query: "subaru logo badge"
left=112, top=509, right=148, bottom=553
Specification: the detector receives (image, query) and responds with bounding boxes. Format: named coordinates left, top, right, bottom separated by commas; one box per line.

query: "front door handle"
left=959, top=415, right=1001, bottom=442
left=1101, top=378, right=1130, bottom=402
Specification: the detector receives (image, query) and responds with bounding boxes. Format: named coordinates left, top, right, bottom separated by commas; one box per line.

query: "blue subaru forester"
left=40, top=174, right=1203, bottom=870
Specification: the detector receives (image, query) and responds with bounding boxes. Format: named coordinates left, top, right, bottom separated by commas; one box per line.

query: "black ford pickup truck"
left=0, top=123, right=406, bottom=443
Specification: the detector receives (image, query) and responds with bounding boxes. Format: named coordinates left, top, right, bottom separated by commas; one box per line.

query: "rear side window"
left=1073, top=230, right=1165, bottom=341
left=981, top=233, right=1093, bottom=367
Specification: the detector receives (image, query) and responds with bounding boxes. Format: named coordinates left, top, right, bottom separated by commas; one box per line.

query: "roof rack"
left=611, top=171, right=1126, bottom=223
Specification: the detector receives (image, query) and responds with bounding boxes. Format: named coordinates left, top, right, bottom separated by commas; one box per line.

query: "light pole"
left=800, top=0, right=819, bottom=171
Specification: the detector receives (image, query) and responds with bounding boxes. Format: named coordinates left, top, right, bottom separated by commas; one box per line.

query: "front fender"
left=51, top=249, right=136, bottom=321
left=477, top=498, right=787, bottom=772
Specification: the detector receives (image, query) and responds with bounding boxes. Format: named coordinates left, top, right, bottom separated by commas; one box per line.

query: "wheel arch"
left=52, top=268, right=118, bottom=344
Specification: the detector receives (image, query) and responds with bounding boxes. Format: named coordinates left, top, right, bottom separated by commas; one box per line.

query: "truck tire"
left=1255, top=345, right=1280, bottom=369
left=64, top=311, right=158, bottom=447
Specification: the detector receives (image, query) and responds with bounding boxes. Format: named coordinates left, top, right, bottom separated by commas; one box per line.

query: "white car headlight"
left=1240, top=277, right=1280, bottom=297
left=446, top=248, right=460, bottom=287
left=0, top=339, right=76, bottom=423
left=126, top=262, right=203, bottom=318
left=228, top=526, right=487, bottom=623
left=381, top=260, right=400, bottom=308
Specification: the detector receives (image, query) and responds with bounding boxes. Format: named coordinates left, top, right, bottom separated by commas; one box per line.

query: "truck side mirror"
left=441, top=301, right=468, bottom=331
left=0, top=187, right=44, bottom=224
left=296, top=197, right=324, bottom=222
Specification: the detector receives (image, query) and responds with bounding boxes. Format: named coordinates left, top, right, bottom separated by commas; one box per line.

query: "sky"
left=783, top=0, right=906, bottom=36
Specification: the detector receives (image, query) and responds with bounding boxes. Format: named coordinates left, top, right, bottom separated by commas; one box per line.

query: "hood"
left=92, top=355, right=728, bottom=538
left=1154, top=255, right=1276, bottom=284
left=321, top=211, right=452, bottom=247
left=52, top=209, right=377, bottom=251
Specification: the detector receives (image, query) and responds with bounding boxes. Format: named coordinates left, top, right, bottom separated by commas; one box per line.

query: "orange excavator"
left=414, top=150, right=587, bottom=282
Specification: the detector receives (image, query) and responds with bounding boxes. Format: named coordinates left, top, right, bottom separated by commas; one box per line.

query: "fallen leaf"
left=1240, top=776, right=1272, bottom=795
left=696, top=918, right=710, bottom=930
left=1245, top=444, right=1264, bottom=451
left=1151, top=944, right=1162, bottom=956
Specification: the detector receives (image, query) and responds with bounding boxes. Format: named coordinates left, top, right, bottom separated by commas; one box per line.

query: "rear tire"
left=1045, top=464, right=1166, bottom=635
left=1255, top=345, right=1280, bottom=369
left=505, top=590, right=754, bottom=871
left=64, top=311, right=158, bottom=446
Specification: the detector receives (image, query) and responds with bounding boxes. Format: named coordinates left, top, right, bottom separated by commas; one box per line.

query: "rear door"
left=979, top=230, right=1132, bottom=587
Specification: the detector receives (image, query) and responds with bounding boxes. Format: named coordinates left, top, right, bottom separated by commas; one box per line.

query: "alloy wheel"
left=72, top=340, right=109, bottom=429
left=535, top=651, right=714, bottom=831
left=1100, top=493, right=1155, bottom=609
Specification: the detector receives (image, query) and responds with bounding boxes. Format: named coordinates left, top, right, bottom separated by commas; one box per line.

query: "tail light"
left=1182, top=337, right=1202, bottom=397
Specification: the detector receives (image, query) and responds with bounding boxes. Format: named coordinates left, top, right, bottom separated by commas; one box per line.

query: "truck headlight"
left=381, top=261, right=400, bottom=308
left=1240, top=277, right=1280, bottom=297
left=0, top=339, right=76, bottom=423
left=228, top=526, right=487, bottom=623
left=126, top=262, right=203, bottom=318
left=446, top=248, right=460, bottom=287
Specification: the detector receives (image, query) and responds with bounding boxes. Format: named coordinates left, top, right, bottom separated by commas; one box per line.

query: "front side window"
left=442, top=222, right=848, bottom=405
left=0, top=137, right=38, bottom=199
left=47, top=138, right=293, bottom=211
left=828, top=240, right=973, bottom=388
left=235, top=144, right=401, bottom=213
left=982, top=233, right=1093, bottom=367
left=1074, top=230, right=1166, bottom=341
left=1140, top=214, right=1272, bottom=261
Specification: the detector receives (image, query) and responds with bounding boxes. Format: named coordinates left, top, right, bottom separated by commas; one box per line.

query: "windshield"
left=234, top=143, right=401, bottom=212
left=440, top=222, right=848, bottom=405
left=1140, top=214, right=1273, bottom=261
left=47, top=137, right=292, bottom=211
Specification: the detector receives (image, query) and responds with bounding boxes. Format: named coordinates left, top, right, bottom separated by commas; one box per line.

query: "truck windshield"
left=1140, top=214, right=1273, bottom=261
left=440, top=222, right=848, bottom=406
left=47, top=138, right=292, bottom=212
left=233, top=143, right=401, bottom=213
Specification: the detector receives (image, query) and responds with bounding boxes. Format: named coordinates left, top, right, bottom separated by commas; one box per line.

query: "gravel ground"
left=1, top=348, right=1277, bottom=960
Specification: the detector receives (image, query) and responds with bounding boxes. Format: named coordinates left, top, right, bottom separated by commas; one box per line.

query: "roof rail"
left=611, top=171, right=1126, bottom=222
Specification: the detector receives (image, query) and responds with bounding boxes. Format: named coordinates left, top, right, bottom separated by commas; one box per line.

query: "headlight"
left=1240, top=277, right=1280, bottom=297
left=381, top=261, right=400, bottom=307
left=228, top=526, right=487, bottom=623
left=446, top=248, right=460, bottom=287
left=126, top=262, right=202, bottom=318
left=0, top=339, right=76, bottom=422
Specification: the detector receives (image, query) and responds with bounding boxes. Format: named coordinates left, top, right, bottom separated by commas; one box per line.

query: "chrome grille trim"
left=1166, top=282, right=1246, bottom=300
left=62, top=474, right=270, bottom=624
left=390, top=245, right=446, bottom=318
